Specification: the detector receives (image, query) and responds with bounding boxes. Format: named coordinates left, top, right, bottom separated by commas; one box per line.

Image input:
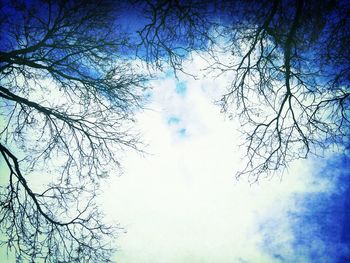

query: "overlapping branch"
left=0, top=0, right=146, bottom=261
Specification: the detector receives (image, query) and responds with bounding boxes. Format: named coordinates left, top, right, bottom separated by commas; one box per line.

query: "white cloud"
left=99, top=52, right=337, bottom=262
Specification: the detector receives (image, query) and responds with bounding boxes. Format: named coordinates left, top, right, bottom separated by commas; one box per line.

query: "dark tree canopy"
left=0, top=0, right=146, bottom=262
left=138, top=0, right=350, bottom=181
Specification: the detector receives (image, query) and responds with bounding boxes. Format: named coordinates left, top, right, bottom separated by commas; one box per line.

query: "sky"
left=0, top=49, right=349, bottom=263
left=0, top=3, right=349, bottom=260
left=96, top=53, right=350, bottom=263
left=0, top=57, right=348, bottom=263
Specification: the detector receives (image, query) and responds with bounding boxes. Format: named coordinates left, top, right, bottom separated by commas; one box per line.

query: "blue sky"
left=96, top=52, right=350, bottom=263
left=1, top=2, right=349, bottom=263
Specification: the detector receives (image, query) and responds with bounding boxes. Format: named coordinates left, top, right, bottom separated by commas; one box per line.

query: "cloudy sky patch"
left=98, top=52, right=350, bottom=262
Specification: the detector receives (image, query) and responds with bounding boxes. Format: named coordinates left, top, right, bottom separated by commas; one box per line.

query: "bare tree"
left=138, top=0, right=350, bottom=181
left=2, top=0, right=348, bottom=260
left=137, top=0, right=214, bottom=73
left=0, top=0, right=146, bottom=261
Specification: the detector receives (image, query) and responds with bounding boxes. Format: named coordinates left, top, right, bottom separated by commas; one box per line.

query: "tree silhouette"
left=0, top=0, right=146, bottom=261
left=139, top=0, right=350, bottom=181
left=1, top=0, right=349, bottom=261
